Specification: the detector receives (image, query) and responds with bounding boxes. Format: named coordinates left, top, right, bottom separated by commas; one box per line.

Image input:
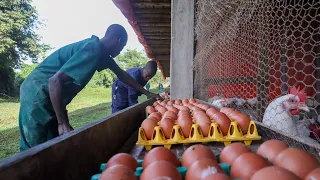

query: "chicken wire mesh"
left=193, top=0, right=320, bottom=148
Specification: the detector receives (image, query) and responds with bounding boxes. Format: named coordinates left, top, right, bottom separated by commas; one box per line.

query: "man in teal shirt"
left=18, top=24, right=162, bottom=151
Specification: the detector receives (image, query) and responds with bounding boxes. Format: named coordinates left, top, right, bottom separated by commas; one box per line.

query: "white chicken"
left=262, top=87, right=312, bottom=141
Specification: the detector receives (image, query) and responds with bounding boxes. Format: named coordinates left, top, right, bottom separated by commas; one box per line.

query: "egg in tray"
left=136, top=99, right=261, bottom=150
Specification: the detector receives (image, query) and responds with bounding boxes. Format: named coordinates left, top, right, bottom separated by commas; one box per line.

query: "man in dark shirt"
left=111, top=61, right=157, bottom=113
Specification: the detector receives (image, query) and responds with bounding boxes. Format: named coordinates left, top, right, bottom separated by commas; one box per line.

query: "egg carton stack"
left=137, top=99, right=261, bottom=150
left=91, top=140, right=320, bottom=180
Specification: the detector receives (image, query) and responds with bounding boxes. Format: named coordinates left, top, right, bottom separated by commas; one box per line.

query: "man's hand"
left=148, top=93, right=163, bottom=101
left=58, top=122, right=74, bottom=136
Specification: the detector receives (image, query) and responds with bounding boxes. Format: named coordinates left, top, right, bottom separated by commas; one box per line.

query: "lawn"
left=0, top=87, right=160, bottom=160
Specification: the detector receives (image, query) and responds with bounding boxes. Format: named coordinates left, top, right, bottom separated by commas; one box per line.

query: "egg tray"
left=90, top=154, right=235, bottom=180
left=136, top=120, right=261, bottom=150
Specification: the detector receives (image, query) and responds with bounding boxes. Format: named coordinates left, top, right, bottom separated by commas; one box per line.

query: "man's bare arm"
left=48, top=71, right=74, bottom=135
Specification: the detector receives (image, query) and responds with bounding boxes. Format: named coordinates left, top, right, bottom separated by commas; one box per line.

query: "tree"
left=115, top=49, right=148, bottom=70
left=0, top=0, right=51, bottom=95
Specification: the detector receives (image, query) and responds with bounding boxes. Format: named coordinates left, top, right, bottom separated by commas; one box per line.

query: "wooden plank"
left=0, top=99, right=154, bottom=180
left=170, top=0, right=194, bottom=99
left=133, top=2, right=171, bottom=9
left=134, top=9, right=171, bottom=14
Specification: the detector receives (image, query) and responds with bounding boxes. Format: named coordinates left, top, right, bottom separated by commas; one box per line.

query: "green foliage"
left=87, top=70, right=116, bottom=88
left=0, top=0, right=51, bottom=95
left=115, top=49, right=148, bottom=70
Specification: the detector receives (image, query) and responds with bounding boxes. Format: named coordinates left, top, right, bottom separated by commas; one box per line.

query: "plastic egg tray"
left=136, top=118, right=261, bottom=150
left=90, top=154, right=232, bottom=180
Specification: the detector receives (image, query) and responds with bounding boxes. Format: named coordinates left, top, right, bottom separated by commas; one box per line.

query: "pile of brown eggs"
left=99, top=140, right=320, bottom=180
left=142, top=98, right=251, bottom=139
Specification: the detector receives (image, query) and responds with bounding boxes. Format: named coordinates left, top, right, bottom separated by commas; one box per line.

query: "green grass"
left=0, top=87, right=161, bottom=161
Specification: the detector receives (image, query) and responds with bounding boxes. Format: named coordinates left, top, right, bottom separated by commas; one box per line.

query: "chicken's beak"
left=298, top=104, right=310, bottom=112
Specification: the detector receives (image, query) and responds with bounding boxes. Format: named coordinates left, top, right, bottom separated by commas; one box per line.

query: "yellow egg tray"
left=136, top=121, right=261, bottom=150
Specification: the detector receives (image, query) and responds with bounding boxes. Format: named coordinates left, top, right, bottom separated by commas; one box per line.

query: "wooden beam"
left=135, top=13, right=171, bottom=19
left=142, top=33, right=171, bottom=36
left=0, top=99, right=155, bottom=180
left=139, top=23, right=170, bottom=27
left=170, top=0, right=194, bottom=99
left=140, top=27, right=170, bottom=33
left=133, top=2, right=171, bottom=9
left=136, top=17, right=171, bottom=23
left=134, top=9, right=171, bottom=14
left=145, top=36, right=171, bottom=40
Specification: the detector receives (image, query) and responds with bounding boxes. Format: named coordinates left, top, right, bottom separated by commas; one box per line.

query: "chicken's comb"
left=289, top=86, right=307, bottom=102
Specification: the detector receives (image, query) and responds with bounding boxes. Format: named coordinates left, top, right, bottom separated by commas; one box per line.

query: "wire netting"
left=193, top=0, right=320, bottom=147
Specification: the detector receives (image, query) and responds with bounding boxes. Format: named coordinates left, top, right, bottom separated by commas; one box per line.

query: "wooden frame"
left=0, top=99, right=154, bottom=180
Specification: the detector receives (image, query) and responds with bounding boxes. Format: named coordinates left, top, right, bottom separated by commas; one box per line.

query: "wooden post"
left=170, top=0, right=194, bottom=99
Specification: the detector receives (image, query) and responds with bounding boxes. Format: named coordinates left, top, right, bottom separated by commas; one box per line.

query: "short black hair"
left=105, top=24, right=128, bottom=44
left=144, top=61, right=158, bottom=74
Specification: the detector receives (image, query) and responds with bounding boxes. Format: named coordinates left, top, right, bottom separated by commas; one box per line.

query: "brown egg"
left=160, top=118, right=175, bottom=139
left=206, top=108, right=218, bottom=118
left=211, top=112, right=231, bottom=136
left=167, top=101, right=174, bottom=106
left=182, top=99, right=189, bottom=105
left=149, top=112, right=162, bottom=122
left=106, top=153, right=138, bottom=171
left=156, top=105, right=167, bottom=115
left=179, top=106, right=190, bottom=111
left=160, top=102, right=166, bottom=107
left=141, top=119, right=158, bottom=140
left=192, top=106, right=203, bottom=112
left=153, top=101, right=160, bottom=108
left=231, top=112, right=251, bottom=134
left=251, top=166, right=300, bottom=180
left=181, top=144, right=216, bottom=168
left=145, top=106, right=156, bottom=115
left=203, top=173, right=231, bottom=180
left=219, top=142, right=251, bottom=165
left=190, top=98, right=196, bottom=104
left=99, top=164, right=137, bottom=180
left=305, top=167, right=320, bottom=180
left=274, top=148, right=320, bottom=179
left=257, top=139, right=288, bottom=163
left=177, top=116, right=193, bottom=137
left=231, top=152, right=270, bottom=179
left=186, top=158, right=224, bottom=180
left=220, top=107, right=234, bottom=115
left=200, top=104, right=210, bottom=111
left=197, top=118, right=211, bottom=137
left=162, top=111, right=178, bottom=121
left=142, top=147, right=180, bottom=168
left=193, top=110, right=207, bottom=120
left=175, top=99, right=182, bottom=105
left=167, top=106, right=179, bottom=114
left=140, top=161, right=182, bottom=180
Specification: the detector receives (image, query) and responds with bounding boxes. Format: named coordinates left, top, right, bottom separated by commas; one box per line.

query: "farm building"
left=0, top=0, right=319, bottom=179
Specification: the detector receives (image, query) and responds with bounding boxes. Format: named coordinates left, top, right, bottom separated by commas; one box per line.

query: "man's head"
left=101, top=24, right=128, bottom=57
left=142, top=61, right=158, bottom=81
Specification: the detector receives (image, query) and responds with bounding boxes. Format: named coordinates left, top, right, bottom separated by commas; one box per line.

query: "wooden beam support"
left=133, top=2, right=171, bottom=9
left=134, top=9, right=171, bottom=14
left=170, top=0, right=194, bottom=99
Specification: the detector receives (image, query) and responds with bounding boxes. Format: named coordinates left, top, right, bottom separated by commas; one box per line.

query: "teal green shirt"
left=22, top=35, right=112, bottom=108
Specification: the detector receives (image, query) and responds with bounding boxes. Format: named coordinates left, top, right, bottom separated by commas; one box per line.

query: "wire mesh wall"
left=193, top=0, right=320, bottom=145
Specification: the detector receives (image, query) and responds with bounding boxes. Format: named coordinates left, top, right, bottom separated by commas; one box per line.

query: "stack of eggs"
left=142, top=98, right=251, bottom=139
left=98, top=140, right=320, bottom=180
